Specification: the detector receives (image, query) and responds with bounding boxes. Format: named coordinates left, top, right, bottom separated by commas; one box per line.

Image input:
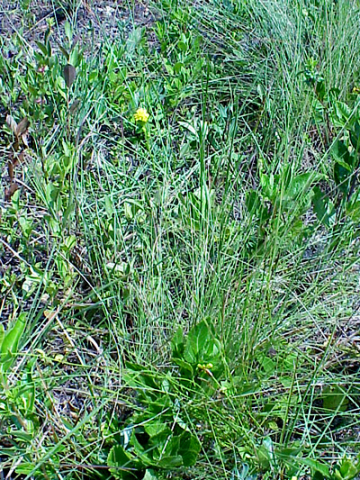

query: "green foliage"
left=303, top=60, right=360, bottom=229
left=1, top=0, right=360, bottom=479
left=297, top=453, right=360, bottom=480
left=106, top=321, right=223, bottom=478
left=0, top=313, right=27, bottom=378
left=245, top=165, right=322, bottom=253
left=108, top=425, right=200, bottom=478
left=0, top=313, right=39, bottom=450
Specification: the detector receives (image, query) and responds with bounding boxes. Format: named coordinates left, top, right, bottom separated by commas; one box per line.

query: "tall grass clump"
left=0, top=0, right=360, bottom=478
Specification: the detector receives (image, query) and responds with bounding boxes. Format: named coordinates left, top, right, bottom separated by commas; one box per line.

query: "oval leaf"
left=64, top=64, right=76, bottom=88
left=0, top=313, right=27, bottom=373
left=6, top=114, right=18, bottom=134
left=16, top=118, right=30, bottom=137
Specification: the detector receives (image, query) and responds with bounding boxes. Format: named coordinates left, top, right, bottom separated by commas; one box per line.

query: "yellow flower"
left=197, top=363, right=213, bottom=371
left=134, top=107, right=150, bottom=123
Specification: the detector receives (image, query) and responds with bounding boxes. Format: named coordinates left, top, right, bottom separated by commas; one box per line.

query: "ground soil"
left=1, top=1, right=154, bottom=50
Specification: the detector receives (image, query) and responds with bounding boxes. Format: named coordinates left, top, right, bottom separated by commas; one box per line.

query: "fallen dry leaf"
left=6, top=114, right=17, bottom=134
left=16, top=117, right=30, bottom=137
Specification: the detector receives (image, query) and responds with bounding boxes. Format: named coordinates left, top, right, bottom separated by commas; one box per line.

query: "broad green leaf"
left=258, top=355, right=276, bottom=374
left=144, top=422, right=170, bottom=439
left=132, top=434, right=155, bottom=466
left=332, top=140, right=354, bottom=167
left=172, top=358, right=194, bottom=378
left=331, top=100, right=352, bottom=127
left=184, top=321, right=210, bottom=364
left=171, top=327, right=185, bottom=358
left=346, top=201, right=360, bottom=222
left=322, top=386, right=349, bottom=412
left=334, top=163, right=352, bottom=193
left=350, top=122, right=360, bottom=152
left=255, top=445, right=271, bottom=470
left=296, top=457, right=331, bottom=477
left=159, top=435, right=181, bottom=463
left=143, top=470, right=158, bottom=480
left=35, top=41, right=48, bottom=57
left=64, top=21, right=72, bottom=42
left=69, top=48, right=81, bottom=68
left=21, top=371, right=36, bottom=414
left=260, top=173, right=275, bottom=201
left=203, top=337, right=222, bottom=361
left=334, top=456, right=360, bottom=479
left=0, top=325, right=5, bottom=347
left=286, top=172, right=322, bottom=201
left=157, top=455, right=183, bottom=469
left=179, top=431, right=201, bottom=466
left=124, top=364, right=159, bottom=391
left=245, top=190, right=261, bottom=214
left=1, top=313, right=26, bottom=373
left=108, top=445, right=139, bottom=479
left=312, top=187, right=335, bottom=228
left=315, top=80, right=326, bottom=101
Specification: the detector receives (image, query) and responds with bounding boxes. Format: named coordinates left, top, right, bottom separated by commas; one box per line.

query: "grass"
left=1, top=0, right=360, bottom=478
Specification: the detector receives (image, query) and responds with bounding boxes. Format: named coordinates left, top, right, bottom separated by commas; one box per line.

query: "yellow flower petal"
left=134, top=107, right=150, bottom=123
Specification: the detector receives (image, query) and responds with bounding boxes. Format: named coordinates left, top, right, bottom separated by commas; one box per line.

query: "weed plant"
left=0, top=0, right=360, bottom=479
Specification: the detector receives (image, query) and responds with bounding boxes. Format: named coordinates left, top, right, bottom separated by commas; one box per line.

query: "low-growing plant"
left=1, top=0, right=360, bottom=478
left=106, top=320, right=225, bottom=479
